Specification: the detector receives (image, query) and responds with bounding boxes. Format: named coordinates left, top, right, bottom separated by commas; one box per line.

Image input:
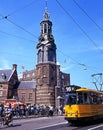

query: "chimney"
left=12, top=64, right=17, bottom=70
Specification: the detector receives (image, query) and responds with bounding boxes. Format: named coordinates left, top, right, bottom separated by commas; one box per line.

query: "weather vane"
left=45, top=0, right=48, bottom=9
left=43, top=0, right=50, bottom=20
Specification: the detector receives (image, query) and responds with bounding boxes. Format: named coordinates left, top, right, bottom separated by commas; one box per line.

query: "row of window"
left=23, top=72, right=35, bottom=79
left=21, top=93, right=33, bottom=101
left=77, top=92, right=103, bottom=104
left=65, top=92, right=103, bottom=105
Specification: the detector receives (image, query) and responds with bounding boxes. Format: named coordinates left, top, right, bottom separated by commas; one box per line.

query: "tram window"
left=93, top=94, right=97, bottom=104
left=65, top=94, right=69, bottom=105
left=65, top=93, right=76, bottom=105
left=97, top=94, right=102, bottom=104
left=84, top=93, right=89, bottom=104
left=89, top=93, right=97, bottom=104
left=77, top=92, right=83, bottom=104
left=101, top=94, right=103, bottom=104
left=89, top=93, right=93, bottom=104
left=97, top=94, right=103, bottom=104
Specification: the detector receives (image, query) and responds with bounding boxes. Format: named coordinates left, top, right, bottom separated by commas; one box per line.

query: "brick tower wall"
left=36, top=63, right=57, bottom=106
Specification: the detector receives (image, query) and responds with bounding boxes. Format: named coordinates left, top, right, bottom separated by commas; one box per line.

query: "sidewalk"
left=13, top=113, right=63, bottom=120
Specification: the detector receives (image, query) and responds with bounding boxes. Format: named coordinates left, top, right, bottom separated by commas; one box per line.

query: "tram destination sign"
left=65, top=85, right=81, bottom=92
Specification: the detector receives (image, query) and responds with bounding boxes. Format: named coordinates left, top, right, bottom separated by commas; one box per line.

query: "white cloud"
left=60, top=64, right=74, bottom=72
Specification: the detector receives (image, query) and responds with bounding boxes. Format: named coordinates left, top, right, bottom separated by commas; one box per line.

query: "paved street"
left=0, top=116, right=103, bottom=130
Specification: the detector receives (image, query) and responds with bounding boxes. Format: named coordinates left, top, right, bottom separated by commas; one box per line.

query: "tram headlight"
left=69, top=112, right=72, bottom=116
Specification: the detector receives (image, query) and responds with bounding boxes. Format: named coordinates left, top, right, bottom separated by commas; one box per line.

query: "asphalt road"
left=1, top=116, right=103, bottom=130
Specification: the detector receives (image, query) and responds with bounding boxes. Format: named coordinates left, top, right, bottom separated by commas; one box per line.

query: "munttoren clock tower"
left=36, top=8, right=57, bottom=106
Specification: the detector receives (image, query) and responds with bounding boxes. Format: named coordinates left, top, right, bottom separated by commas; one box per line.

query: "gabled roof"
left=0, top=69, right=12, bottom=82
left=18, top=81, right=36, bottom=90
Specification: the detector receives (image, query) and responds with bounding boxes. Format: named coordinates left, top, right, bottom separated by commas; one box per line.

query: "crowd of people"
left=0, top=103, right=64, bottom=119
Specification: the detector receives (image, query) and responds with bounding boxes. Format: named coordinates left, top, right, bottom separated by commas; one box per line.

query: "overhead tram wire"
left=0, top=13, right=3, bottom=20
left=55, top=0, right=103, bottom=55
left=0, top=29, right=36, bottom=43
left=2, top=16, right=38, bottom=39
left=57, top=48, right=82, bottom=65
left=0, top=1, right=39, bottom=39
left=57, top=48, right=101, bottom=72
left=72, top=0, right=103, bottom=32
left=6, top=0, right=37, bottom=17
left=0, top=13, right=37, bottom=43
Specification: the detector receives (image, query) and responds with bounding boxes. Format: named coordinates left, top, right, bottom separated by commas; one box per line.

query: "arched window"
left=38, top=50, right=42, bottom=63
left=43, top=23, right=48, bottom=34
left=48, top=49, right=55, bottom=62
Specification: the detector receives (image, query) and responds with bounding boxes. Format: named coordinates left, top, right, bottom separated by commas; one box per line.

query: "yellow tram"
left=64, top=87, right=103, bottom=123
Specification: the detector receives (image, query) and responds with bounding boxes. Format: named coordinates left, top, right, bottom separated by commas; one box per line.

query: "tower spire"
left=37, top=0, right=56, bottom=64
left=43, top=0, right=50, bottom=20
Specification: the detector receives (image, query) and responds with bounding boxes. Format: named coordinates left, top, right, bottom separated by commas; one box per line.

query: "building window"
left=0, top=85, right=3, bottom=96
left=29, top=93, right=32, bottom=100
left=21, top=93, right=26, bottom=101
left=32, top=73, right=35, bottom=76
left=23, top=74, right=26, bottom=79
left=1, top=73, right=6, bottom=80
left=27, top=74, right=30, bottom=78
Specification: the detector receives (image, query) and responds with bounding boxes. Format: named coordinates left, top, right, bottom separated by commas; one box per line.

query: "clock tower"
left=36, top=8, right=57, bottom=106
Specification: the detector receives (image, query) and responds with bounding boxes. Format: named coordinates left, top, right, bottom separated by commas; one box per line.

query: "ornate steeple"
left=36, top=5, right=56, bottom=64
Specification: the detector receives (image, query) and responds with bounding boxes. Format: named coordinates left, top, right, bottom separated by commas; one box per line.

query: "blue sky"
left=0, top=0, right=103, bottom=90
